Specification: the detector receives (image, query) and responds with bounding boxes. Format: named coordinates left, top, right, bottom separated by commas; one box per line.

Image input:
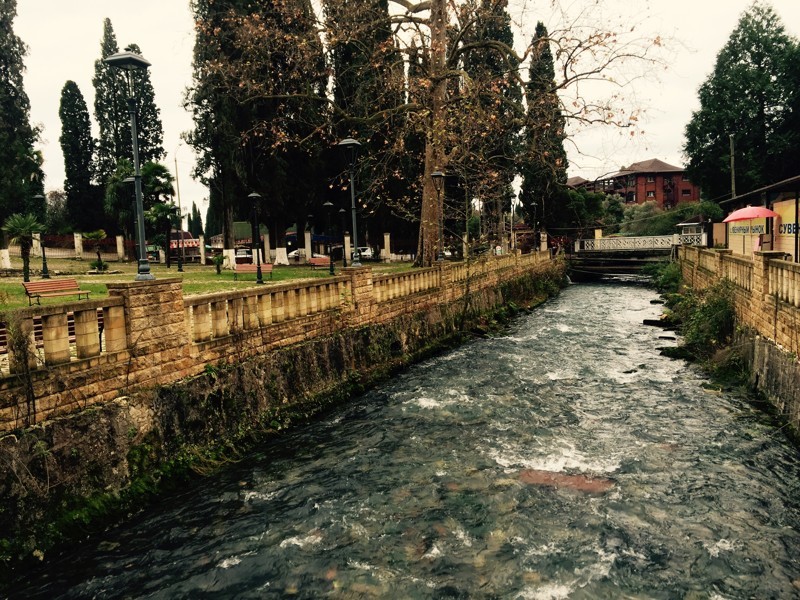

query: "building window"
left=646, top=191, right=655, bottom=198
left=646, top=175, right=655, bottom=183
left=681, top=189, right=691, bottom=197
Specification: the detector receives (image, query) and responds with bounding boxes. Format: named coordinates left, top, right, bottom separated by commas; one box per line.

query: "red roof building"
left=581, top=159, right=702, bottom=208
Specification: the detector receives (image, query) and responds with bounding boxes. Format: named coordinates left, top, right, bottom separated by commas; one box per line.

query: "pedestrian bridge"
left=569, top=233, right=706, bottom=278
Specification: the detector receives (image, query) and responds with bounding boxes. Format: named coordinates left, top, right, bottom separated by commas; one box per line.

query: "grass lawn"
left=0, top=257, right=414, bottom=310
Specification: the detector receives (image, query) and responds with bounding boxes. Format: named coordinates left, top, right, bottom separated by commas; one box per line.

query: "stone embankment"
left=680, top=246, right=800, bottom=429
left=0, top=253, right=564, bottom=562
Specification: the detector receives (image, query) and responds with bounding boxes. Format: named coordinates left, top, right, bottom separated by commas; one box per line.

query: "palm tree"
left=83, top=229, right=108, bottom=271
left=145, top=202, right=179, bottom=268
left=2, top=213, right=45, bottom=282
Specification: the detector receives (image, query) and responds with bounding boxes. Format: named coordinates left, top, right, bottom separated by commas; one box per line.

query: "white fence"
left=575, top=233, right=707, bottom=252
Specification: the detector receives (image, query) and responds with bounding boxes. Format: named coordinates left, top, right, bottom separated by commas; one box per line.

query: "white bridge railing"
left=575, top=233, right=707, bottom=252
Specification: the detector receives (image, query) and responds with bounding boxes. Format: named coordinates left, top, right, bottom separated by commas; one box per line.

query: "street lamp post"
left=323, top=201, right=335, bottom=275
left=174, top=144, right=184, bottom=272
left=105, top=50, right=155, bottom=281
left=249, top=192, right=264, bottom=285
left=34, top=194, right=49, bottom=278
left=338, top=208, right=347, bottom=268
left=432, top=171, right=445, bottom=261
left=337, top=138, right=362, bottom=267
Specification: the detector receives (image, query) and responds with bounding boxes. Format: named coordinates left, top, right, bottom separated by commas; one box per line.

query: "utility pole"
left=730, top=134, right=736, bottom=199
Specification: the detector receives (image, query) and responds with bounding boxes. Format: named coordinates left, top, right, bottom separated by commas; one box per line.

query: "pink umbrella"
left=723, top=205, right=779, bottom=222
left=723, top=205, right=779, bottom=256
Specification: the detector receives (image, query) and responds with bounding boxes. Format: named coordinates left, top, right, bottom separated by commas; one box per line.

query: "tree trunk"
left=21, top=245, right=31, bottom=282
left=415, top=0, right=448, bottom=267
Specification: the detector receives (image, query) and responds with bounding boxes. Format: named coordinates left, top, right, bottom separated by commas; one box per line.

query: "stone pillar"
left=106, top=279, right=189, bottom=365
left=42, top=313, right=70, bottom=365
left=191, top=303, right=212, bottom=342
left=715, top=249, right=732, bottom=281
left=212, top=300, right=229, bottom=338
left=263, top=231, right=271, bottom=263
left=103, top=305, right=127, bottom=352
left=382, top=233, right=391, bottom=261
left=223, top=248, right=236, bottom=270
left=32, top=233, right=41, bottom=258
left=304, top=230, right=312, bottom=263
left=258, top=292, right=273, bottom=326
left=199, top=235, right=207, bottom=265
left=243, top=295, right=259, bottom=330
left=754, top=251, right=785, bottom=299
left=345, top=266, right=374, bottom=325
left=344, top=234, right=352, bottom=264
left=0, top=248, right=10, bottom=269
left=8, top=317, right=36, bottom=373
left=116, top=235, right=125, bottom=261
left=74, top=309, right=100, bottom=359
left=74, top=232, right=84, bottom=260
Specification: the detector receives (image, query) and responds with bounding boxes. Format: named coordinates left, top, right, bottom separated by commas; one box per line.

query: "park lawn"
left=0, top=258, right=414, bottom=310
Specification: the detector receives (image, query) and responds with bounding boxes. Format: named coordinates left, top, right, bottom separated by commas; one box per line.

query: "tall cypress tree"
left=0, top=0, right=44, bottom=235
left=324, top=0, right=406, bottom=244
left=188, top=0, right=327, bottom=248
left=189, top=202, right=204, bottom=237
left=59, top=80, right=98, bottom=232
left=92, top=21, right=165, bottom=189
left=457, top=0, right=523, bottom=245
left=125, top=42, right=164, bottom=165
left=93, top=18, right=129, bottom=188
left=519, top=21, right=568, bottom=231
left=187, top=0, right=251, bottom=248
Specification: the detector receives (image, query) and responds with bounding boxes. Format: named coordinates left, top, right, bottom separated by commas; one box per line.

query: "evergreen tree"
left=189, top=202, right=204, bottom=237
left=324, top=0, right=407, bottom=247
left=187, top=0, right=327, bottom=248
left=125, top=42, right=165, bottom=165
left=187, top=0, right=253, bottom=248
left=520, top=22, right=568, bottom=231
left=455, top=0, right=524, bottom=246
left=59, top=80, right=98, bottom=232
left=93, top=21, right=165, bottom=188
left=93, top=18, right=129, bottom=187
left=684, top=1, right=800, bottom=200
left=0, top=0, right=44, bottom=239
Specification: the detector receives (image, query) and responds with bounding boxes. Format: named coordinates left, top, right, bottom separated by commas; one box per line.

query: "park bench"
left=23, top=278, right=90, bottom=306
left=309, top=256, right=332, bottom=270
left=233, top=262, right=273, bottom=281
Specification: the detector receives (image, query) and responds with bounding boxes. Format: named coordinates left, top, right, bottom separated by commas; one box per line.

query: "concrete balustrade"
left=680, top=246, right=800, bottom=355
left=1, top=253, right=553, bottom=431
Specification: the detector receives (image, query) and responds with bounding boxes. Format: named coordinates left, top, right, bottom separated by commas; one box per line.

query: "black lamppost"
left=432, top=171, right=445, bottom=261
left=249, top=192, right=264, bottom=285
left=337, top=138, right=362, bottom=267
left=105, top=50, right=154, bottom=281
left=339, top=208, right=347, bottom=268
left=323, top=201, right=335, bottom=275
left=34, top=194, right=50, bottom=278
left=175, top=200, right=184, bottom=273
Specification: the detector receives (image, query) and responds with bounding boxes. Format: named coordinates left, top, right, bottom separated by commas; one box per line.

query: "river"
left=10, top=282, right=800, bottom=599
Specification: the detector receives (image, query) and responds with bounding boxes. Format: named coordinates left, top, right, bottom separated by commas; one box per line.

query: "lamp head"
left=337, top=138, right=361, bottom=168
left=105, top=51, right=151, bottom=95
left=431, top=171, right=445, bottom=192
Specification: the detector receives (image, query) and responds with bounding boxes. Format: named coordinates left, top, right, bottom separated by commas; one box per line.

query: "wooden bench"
left=233, top=262, right=273, bottom=281
left=23, top=278, right=91, bottom=306
left=309, top=256, right=332, bottom=270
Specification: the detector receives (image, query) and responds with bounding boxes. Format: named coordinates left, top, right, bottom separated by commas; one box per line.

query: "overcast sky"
left=14, top=0, right=800, bottom=220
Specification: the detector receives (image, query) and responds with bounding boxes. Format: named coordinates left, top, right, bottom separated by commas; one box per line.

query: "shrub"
left=669, top=280, right=735, bottom=359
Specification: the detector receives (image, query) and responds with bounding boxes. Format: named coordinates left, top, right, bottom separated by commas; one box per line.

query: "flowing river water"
left=10, top=282, right=800, bottom=599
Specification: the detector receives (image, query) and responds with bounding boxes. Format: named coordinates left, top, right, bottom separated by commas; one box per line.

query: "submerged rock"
left=518, top=469, right=614, bottom=494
